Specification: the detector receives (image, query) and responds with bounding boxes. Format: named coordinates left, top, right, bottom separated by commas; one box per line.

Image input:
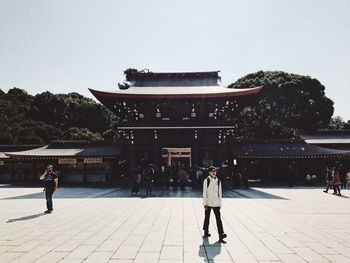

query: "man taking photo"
left=39, top=164, right=58, bottom=213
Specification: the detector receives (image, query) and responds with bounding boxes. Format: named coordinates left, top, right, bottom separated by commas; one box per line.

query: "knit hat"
left=208, top=166, right=218, bottom=172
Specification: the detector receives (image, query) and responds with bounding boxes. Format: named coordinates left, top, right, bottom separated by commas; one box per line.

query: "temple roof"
left=301, top=131, right=350, bottom=144
left=232, top=143, right=350, bottom=158
left=130, top=71, right=220, bottom=81
left=89, top=85, right=263, bottom=100
left=0, top=145, right=42, bottom=160
left=5, top=141, right=122, bottom=159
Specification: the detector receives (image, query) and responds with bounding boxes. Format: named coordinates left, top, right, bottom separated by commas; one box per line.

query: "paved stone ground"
left=0, top=185, right=349, bottom=263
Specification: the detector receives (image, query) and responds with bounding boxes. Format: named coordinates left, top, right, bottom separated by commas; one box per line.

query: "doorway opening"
left=162, top=147, right=192, bottom=168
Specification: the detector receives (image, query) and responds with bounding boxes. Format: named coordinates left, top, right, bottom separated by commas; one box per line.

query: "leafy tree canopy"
left=0, top=88, right=116, bottom=144
left=62, top=127, right=103, bottom=141
left=229, top=71, right=334, bottom=139
left=118, top=68, right=152, bottom=89
left=327, top=116, right=350, bottom=130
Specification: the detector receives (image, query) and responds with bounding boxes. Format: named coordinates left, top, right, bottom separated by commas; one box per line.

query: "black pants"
left=146, top=182, right=153, bottom=195
left=325, top=181, right=332, bottom=192
left=203, top=206, right=224, bottom=235
left=45, top=190, right=54, bottom=210
left=341, top=181, right=347, bottom=189
left=333, top=184, right=341, bottom=194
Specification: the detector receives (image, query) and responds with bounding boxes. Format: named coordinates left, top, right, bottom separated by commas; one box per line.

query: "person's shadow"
left=6, top=213, right=47, bottom=223
left=199, top=237, right=222, bottom=262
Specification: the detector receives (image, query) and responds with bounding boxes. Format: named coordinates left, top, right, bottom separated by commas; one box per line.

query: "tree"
left=29, top=91, right=67, bottom=129
left=62, top=127, right=103, bottom=141
left=118, top=68, right=151, bottom=89
left=344, top=121, right=350, bottom=129
left=2, top=87, right=33, bottom=124
left=1, top=88, right=115, bottom=144
left=327, top=116, right=346, bottom=130
left=15, top=121, right=63, bottom=144
left=229, top=71, right=334, bottom=139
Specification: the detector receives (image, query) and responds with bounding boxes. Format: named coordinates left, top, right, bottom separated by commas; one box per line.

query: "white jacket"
left=203, top=176, right=222, bottom=207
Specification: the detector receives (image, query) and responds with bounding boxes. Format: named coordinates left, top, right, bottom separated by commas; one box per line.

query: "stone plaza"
left=0, top=185, right=349, bottom=263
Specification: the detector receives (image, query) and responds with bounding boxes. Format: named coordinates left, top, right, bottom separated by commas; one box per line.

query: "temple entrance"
left=162, top=147, right=192, bottom=168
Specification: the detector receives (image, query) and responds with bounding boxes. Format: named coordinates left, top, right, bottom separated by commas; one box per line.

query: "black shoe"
left=204, top=231, right=211, bottom=237
left=323, top=190, right=328, bottom=193
left=44, top=210, right=52, bottom=214
left=219, top=233, right=227, bottom=240
left=219, top=239, right=227, bottom=244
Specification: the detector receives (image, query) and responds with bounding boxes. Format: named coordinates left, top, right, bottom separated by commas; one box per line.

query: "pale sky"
left=1, top=0, right=350, bottom=120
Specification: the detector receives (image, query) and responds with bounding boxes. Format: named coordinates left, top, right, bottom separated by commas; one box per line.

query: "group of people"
left=323, top=166, right=349, bottom=195
left=131, top=166, right=155, bottom=196
left=38, top=164, right=228, bottom=243
left=131, top=163, right=194, bottom=196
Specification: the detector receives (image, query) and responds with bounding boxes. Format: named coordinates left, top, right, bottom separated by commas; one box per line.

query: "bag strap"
left=207, top=177, right=220, bottom=197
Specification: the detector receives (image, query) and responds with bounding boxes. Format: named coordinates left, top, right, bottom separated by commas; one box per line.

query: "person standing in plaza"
left=287, top=164, right=294, bottom=187
left=145, top=166, right=154, bottom=196
left=39, top=164, right=58, bottom=213
left=332, top=167, right=341, bottom=195
left=202, top=166, right=227, bottom=242
left=340, top=166, right=347, bottom=189
left=131, top=167, right=141, bottom=196
left=323, top=167, right=333, bottom=193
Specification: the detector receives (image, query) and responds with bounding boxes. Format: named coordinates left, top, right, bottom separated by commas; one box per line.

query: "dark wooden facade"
left=90, top=71, right=263, bottom=175
left=90, top=71, right=350, bottom=183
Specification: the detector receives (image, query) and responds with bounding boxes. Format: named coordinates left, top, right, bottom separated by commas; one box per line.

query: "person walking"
left=39, top=164, right=58, bottom=213
left=196, top=167, right=204, bottom=187
left=178, top=165, right=187, bottom=190
left=332, top=167, right=341, bottom=196
left=287, top=164, right=294, bottom=187
left=131, top=167, right=141, bottom=196
left=202, top=166, right=227, bottom=243
left=340, top=167, right=347, bottom=189
left=145, top=166, right=154, bottom=196
left=323, top=167, right=333, bottom=193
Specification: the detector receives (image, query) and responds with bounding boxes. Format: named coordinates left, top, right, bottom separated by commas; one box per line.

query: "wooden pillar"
left=268, top=159, right=272, bottom=182
left=153, top=141, right=161, bottom=176
left=32, top=161, right=37, bottom=183
left=167, top=152, right=171, bottom=166
left=216, top=144, right=222, bottom=167
left=10, top=162, right=15, bottom=183
left=193, top=142, right=199, bottom=168
left=129, top=145, right=136, bottom=176
left=83, top=163, right=87, bottom=184
left=295, top=159, right=299, bottom=182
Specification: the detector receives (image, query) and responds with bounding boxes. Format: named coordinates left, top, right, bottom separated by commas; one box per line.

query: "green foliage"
left=102, top=128, right=120, bottom=142
left=327, top=116, right=346, bottom=130
left=123, top=68, right=140, bottom=81
left=117, top=68, right=151, bottom=89
left=229, top=71, right=334, bottom=139
left=62, top=127, right=103, bottom=141
left=0, top=87, right=116, bottom=144
left=0, top=123, right=13, bottom=144
left=344, top=121, right=350, bottom=129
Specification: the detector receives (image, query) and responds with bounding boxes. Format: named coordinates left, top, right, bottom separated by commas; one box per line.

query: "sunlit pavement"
left=0, top=185, right=349, bottom=263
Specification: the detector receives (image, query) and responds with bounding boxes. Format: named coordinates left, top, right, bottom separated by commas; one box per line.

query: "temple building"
left=89, top=71, right=350, bottom=183
left=1, top=71, right=349, bottom=184
left=89, top=71, right=262, bottom=173
left=1, top=141, right=122, bottom=184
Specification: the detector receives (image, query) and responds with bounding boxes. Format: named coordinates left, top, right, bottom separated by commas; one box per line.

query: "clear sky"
left=1, top=0, right=350, bottom=120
